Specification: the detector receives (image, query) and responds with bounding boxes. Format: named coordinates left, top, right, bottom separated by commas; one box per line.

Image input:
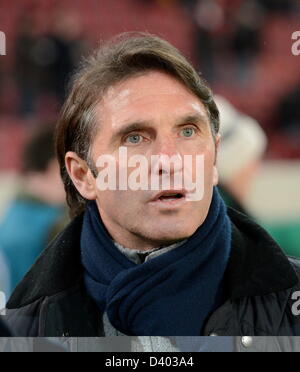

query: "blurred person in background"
left=277, top=85, right=300, bottom=143
left=15, top=9, right=86, bottom=119
left=0, top=126, right=67, bottom=296
left=40, top=9, right=88, bottom=105
left=231, top=0, right=264, bottom=86
left=260, top=0, right=298, bottom=14
left=194, top=0, right=225, bottom=83
left=264, top=85, right=300, bottom=259
left=216, top=96, right=300, bottom=259
left=15, top=13, right=42, bottom=117
left=179, top=0, right=195, bottom=12
left=215, top=96, right=267, bottom=216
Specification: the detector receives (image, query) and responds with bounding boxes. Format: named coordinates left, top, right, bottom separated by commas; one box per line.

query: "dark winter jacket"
left=3, top=208, right=300, bottom=347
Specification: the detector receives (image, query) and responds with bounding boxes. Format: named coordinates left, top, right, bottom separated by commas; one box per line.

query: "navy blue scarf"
left=81, top=188, right=232, bottom=336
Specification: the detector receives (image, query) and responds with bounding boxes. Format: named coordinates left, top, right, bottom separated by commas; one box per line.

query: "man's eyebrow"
left=175, top=113, right=208, bottom=126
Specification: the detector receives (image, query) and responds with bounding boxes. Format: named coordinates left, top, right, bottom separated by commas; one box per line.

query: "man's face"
left=89, top=71, right=219, bottom=250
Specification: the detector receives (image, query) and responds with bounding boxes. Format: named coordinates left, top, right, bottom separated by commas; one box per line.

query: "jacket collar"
left=7, top=208, right=299, bottom=309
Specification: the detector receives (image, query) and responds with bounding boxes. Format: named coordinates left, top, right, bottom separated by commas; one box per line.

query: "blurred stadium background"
left=0, top=0, right=299, bottom=257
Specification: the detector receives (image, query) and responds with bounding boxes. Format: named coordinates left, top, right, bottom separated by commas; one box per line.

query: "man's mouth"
left=150, top=190, right=187, bottom=204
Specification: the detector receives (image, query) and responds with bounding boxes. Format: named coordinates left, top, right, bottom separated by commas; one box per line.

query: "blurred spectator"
left=277, top=85, right=300, bottom=142
left=0, top=126, right=68, bottom=295
left=216, top=96, right=300, bottom=258
left=194, top=0, right=225, bottom=83
left=40, top=10, right=88, bottom=104
left=260, top=0, right=298, bottom=14
left=216, top=96, right=267, bottom=215
left=179, top=0, right=195, bottom=12
left=15, top=13, right=42, bottom=117
left=261, top=85, right=300, bottom=258
left=15, top=10, right=87, bottom=118
left=231, top=0, right=264, bottom=85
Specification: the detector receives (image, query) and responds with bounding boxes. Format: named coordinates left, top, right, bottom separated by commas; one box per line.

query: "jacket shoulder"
left=5, top=283, right=103, bottom=337
left=7, top=214, right=84, bottom=309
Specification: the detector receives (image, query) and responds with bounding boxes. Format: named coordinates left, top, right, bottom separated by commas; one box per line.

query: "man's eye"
left=181, top=127, right=196, bottom=138
left=125, top=134, right=142, bottom=144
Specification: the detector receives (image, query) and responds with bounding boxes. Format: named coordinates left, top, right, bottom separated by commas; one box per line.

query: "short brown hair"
left=55, top=33, right=220, bottom=218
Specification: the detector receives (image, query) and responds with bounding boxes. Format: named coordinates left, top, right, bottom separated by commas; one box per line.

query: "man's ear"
left=65, top=152, right=97, bottom=201
left=213, top=134, right=221, bottom=186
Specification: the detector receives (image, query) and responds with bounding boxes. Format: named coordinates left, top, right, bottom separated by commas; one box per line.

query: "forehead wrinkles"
left=97, top=73, right=210, bottom=131
left=103, top=97, right=206, bottom=132
left=102, top=72, right=198, bottom=110
left=102, top=89, right=206, bottom=116
left=103, top=88, right=190, bottom=112
left=98, top=99, right=208, bottom=136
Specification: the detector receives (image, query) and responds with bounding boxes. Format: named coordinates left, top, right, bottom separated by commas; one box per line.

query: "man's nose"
left=153, top=135, right=180, bottom=157
left=150, top=136, right=183, bottom=176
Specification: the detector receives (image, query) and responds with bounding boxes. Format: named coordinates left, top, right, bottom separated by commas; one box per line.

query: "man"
left=5, top=34, right=300, bottom=342
left=0, top=126, right=67, bottom=296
